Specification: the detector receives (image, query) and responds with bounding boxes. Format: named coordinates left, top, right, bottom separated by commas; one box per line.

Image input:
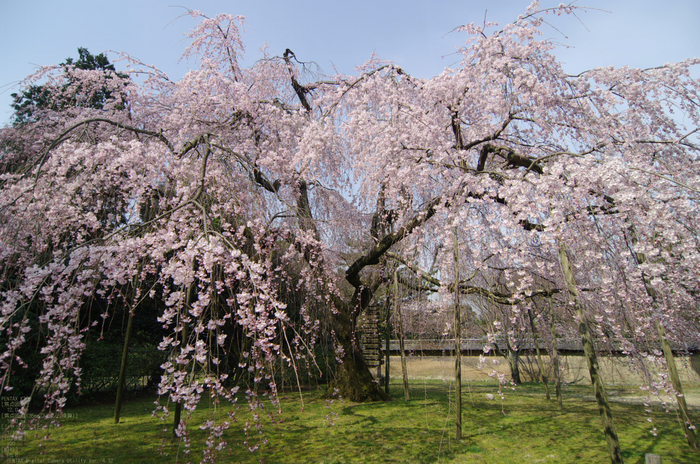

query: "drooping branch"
left=557, top=240, right=624, bottom=463
left=253, top=166, right=281, bottom=193
left=283, top=49, right=312, bottom=113
left=19, top=117, right=174, bottom=187
left=33, top=133, right=214, bottom=257
left=479, top=143, right=544, bottom=175
left=345, top=196, right=441, bottom=290
left=385, top=251, right=560, bottom=305
left=460, top=115, right=514, bottom=153
left=472, top=143, right=622, bottom=229
left=629, top=167, right=700, bottom=195
left=627, top=225, right=699, bottom=451
left=65, top=117, right=174, bottom=153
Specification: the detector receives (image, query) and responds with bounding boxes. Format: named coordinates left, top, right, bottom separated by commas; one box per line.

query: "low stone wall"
left=387, top=354, right=700, bottom=386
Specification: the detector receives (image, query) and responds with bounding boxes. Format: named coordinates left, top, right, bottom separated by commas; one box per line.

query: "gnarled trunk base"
left=331, top=308, right=388, bottom=402
left=332, top=348, right=388, bottom=402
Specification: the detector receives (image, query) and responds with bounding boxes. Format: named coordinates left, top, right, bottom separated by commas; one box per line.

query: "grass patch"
left=2, top=380, right=699, bottom=463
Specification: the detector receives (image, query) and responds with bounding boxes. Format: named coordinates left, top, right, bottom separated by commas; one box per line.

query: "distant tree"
left=1, top=48, right=134, bottom=404
left=9, top=47, right=127, bottom=125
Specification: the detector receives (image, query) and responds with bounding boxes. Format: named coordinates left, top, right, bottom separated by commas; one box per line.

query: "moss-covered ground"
left=2, top=380, right=698, bottom=463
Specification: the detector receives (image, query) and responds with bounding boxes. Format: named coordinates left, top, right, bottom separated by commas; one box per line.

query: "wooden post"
left=114, top=309, right=135, bottom=424
left=645, top=454, right=662, bottom=464
left=172, top=320, right=187, bottom=436
left=657, top=321, right=698, bottom=451
left=528, top=306, right=550, bottom=400
left=394, top=269, right=410, bottom=402
left=174, top=279, right=197, bottom=437
left=454, top=229, right=462, bottom=441
left=558, top=241, right=624, bottom=464
left=549, top=300, right=563, bottom=410
left=629, top=226, right=698, bottom=452
left=384, top=293, right=391, bottom=395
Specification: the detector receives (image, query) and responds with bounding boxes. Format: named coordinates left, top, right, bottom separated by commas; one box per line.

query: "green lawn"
left=2, top=380, right=698, bottom=463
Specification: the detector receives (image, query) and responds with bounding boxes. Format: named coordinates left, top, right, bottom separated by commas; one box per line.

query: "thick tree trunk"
left=507, top=348, right=522, bottom=385
left=558, top=242, right=624, bottom=464
left=291, top=176, right=392, bottom=402
left=332, top=195, right=439, bottom=402
left=501, top=319, right=522, bottom=385
left=330, top=297, right=388, bottom=402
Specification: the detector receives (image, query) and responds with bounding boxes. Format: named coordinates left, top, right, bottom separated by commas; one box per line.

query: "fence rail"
left=383, top=338, right=697, bottom=355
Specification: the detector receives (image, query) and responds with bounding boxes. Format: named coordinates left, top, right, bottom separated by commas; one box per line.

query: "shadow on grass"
left=2, top=381, right=699, bottom=463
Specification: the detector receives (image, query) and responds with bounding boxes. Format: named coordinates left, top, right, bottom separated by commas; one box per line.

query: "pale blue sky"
left=1, top=0, right=698, bottom=126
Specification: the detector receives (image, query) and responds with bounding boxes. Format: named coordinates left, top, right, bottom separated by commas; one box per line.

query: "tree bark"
left=507, top=347, right=522, bottom=385
left=173, top=278, right=197, bottom=436
left=501, top=317, right=521, bottom=385
left=278, top=62, right=390, bottom=402
left=657, top=321, right=698, bottom=451
left=628, top=226, right=698, bottom=452
left=558, top=242, right=624, bottom=464
left=330, top=298, right=388, bottom=402
left=528, top=306, right=550, bottom=400
left=331, top=198, right=439, bottom=402
left=549, top=301, right=563, bottom=410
